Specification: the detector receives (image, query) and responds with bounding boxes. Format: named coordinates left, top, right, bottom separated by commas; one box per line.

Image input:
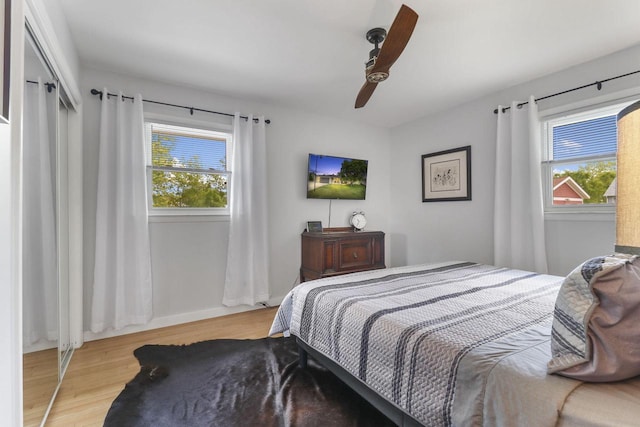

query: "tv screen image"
left=307, top=154, right=368, bottom=200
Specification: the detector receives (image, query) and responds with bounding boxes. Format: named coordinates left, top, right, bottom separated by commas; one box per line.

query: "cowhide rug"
left=104, top=336, right=395, bottom=426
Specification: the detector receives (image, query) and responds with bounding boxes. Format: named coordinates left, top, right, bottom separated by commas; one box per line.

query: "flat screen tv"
left=307, top=153, right=368, bottom=200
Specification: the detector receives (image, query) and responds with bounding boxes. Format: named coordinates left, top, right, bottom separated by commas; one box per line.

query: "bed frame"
left=297, top=338, right=423, bottom=427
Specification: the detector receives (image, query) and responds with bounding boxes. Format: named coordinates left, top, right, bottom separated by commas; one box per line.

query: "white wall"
left=390, top=44, right=640, bottom=276
left=389, top=100, right=496, bottom=267
left=81, top=66, right=391, bottom=338
left=0, top=120, right=18, bottom=427
left=2, top=1, right=25, bottom=425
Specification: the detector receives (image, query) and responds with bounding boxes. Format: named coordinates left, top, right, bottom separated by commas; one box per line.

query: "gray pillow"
left=547, top=253, right=640, bottom=382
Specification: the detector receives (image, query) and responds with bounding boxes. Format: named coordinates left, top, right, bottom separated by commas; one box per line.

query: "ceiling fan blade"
left=372, top=4, right=418, bottom=73
left=355, top=80, right=378, bottom=108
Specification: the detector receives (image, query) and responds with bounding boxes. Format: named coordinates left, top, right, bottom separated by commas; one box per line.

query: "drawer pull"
left=353, top=252, right=358, bottom=259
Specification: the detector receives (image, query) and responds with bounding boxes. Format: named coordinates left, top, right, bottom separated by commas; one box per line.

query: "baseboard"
left=82, top=295, right=285, bottom=343
left=24, top=341, right=58, bottom=354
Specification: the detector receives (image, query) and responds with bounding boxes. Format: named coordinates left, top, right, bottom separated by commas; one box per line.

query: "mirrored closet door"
left=22, top=24, right=73, bottom=427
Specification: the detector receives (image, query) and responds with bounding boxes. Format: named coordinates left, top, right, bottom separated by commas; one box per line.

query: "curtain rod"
left=26, top=79, right=56, bottom=92
left=493, top=69, right=640, bottom=114
left=90, top=88, right=271, bottom=124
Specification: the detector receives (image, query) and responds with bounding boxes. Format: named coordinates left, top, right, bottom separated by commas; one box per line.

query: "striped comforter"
left=270, top=261, right=578, bottom=426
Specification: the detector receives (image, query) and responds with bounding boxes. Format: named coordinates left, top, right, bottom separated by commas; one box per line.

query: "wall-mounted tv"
left=307, top=153, right=368, bottom=200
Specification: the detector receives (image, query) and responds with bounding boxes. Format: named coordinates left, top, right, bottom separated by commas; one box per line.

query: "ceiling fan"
left=355, top=4, right=419, bottom=109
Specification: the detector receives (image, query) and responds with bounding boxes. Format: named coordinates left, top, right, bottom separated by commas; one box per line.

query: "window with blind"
left=145, top=121, right=231, bottom=214
left=542, top=101, right=635, bottom=210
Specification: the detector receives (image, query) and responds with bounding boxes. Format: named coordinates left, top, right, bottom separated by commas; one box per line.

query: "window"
left=145, top=121, right=231, bottom=215
left=542, top=101, right=636, bottom=211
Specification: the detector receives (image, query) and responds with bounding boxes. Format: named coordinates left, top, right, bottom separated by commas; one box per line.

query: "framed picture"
left=0, top=0, right=10, bottom=124
left=422, top=145, right=471, bottom=202
left=307, top=221, right=323, bottom=233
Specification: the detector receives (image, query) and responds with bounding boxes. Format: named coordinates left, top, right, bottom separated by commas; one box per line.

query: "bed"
left=269, top=260, right=640, bottom=427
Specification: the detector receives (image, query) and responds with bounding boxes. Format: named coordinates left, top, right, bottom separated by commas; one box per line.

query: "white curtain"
left=223, top=113, right=270, bottom=306
left=494, top=96, right=548, bottom=273
left=91, top=90, right=153, bottom=332
left=22, top=79, right=58, bottom=346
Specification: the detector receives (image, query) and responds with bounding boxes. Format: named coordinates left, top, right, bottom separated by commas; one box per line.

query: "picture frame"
left=421, top=145, right=471, bottom=202
left=306, top=220, right=323, bottom=233
left=0, top=0, right=10, bottom=124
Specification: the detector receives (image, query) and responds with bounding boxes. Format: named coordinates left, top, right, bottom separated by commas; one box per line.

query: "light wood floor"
left=24, top=306, right=279, bottom=427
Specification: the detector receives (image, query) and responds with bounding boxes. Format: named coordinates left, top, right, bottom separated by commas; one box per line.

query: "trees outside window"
left=146, top=122, right=231, bottom=214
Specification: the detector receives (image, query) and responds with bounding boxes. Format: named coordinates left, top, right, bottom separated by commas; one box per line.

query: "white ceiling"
left=57, top=0, right=640, bottom=128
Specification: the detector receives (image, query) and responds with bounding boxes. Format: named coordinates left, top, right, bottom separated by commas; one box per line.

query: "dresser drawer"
left=337, top=239, right=372, bottom=271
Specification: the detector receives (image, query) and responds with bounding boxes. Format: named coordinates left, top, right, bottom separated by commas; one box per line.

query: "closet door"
left=22, top=25, right=73, bottom=427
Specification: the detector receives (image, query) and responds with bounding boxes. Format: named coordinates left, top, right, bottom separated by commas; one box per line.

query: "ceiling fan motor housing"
left=365, top=27, right=389, bottom=82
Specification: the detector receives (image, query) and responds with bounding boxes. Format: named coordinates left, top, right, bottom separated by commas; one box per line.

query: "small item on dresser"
left=350, top=211, right=367, bottom=231
left=306, top=221, right=323, bottom=233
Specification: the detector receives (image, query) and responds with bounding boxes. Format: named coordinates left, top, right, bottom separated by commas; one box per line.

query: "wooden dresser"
left=300, top=228, right=385, bottom=282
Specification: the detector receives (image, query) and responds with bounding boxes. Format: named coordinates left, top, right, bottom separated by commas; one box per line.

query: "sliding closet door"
left=22, top=25, right=74, bottom=427
left=22, top=29, right=59, bottom=427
